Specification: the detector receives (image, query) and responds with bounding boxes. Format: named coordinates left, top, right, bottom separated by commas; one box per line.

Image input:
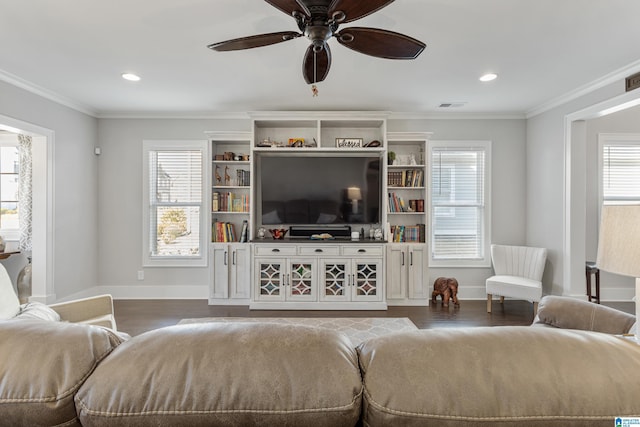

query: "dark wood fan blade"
left=336, top=27, right=425, bottom=59
left=264, top=0, right=309, bottom=17
left=329, top=0, right=394, bottom=23
left=208, top=31, right=301, bottom=51
left=303, top=44, right=332, bottom=84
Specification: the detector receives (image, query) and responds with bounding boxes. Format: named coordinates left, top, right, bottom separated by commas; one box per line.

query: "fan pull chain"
left=311, top=49, right=319, bottom=97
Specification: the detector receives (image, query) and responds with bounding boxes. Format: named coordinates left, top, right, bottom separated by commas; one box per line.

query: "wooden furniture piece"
left=585, top=261, right=600, bottom=304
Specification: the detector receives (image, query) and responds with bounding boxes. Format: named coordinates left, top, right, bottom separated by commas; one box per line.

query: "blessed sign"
left=336, top=138, right=363, bottom=148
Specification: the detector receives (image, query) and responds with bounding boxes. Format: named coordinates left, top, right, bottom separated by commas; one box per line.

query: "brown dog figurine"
left=432, top=277, right=460, bottom=307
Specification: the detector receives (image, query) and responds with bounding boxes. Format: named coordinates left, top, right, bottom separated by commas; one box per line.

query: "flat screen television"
left=259, top=155, right=381, bottom=225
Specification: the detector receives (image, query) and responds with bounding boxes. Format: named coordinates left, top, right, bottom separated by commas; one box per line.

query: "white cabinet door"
left=254, top=258, right=286, bottom=301
left=386, top=245, right=407, bottom=300
left=407, top=245, right=428, bottom=299
left=319, top=259, right=350, bottom=302
left=211, top=245, right=230, bottom=299
left=229, top=244, right=250, bottom=299
left=351, top=259, right=383, bottom=302
left=286, top=259, right=317, bottom=302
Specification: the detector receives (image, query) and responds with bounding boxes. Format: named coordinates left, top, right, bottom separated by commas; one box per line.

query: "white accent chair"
left=0, top=262, right=118, bottom=330
left=486, top=244, right=547, bottom=314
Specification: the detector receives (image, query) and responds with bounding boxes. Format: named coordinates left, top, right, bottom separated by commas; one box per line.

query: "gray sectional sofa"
left=1, top=296, right=639, bottom=426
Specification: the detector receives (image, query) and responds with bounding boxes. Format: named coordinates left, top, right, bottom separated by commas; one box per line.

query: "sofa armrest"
left=532, top=295, right=636, bottom=334
left=49, top=294, right=118, bottom=331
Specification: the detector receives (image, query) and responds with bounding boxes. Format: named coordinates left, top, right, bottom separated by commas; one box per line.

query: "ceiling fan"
left=208, top=0, right=426, bottom=84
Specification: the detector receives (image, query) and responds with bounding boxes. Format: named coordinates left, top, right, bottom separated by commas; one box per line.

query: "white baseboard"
left=54, top=285, right=208, bottom=302
left=51, top=285, right=635, bottom=304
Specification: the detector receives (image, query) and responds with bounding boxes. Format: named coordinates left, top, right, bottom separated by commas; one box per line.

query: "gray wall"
left=389, top=118, right=527, bottom=298
left=96, top=118, right=249, bottom=298
left=526, top=81, right=630, bottom=299
left=94, top=116, right=526, bottom=299
left=0, top=80, right=98, bottom=300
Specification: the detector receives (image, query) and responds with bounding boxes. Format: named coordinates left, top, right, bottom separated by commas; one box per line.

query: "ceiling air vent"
left=439, top=102, right=467, bottom=108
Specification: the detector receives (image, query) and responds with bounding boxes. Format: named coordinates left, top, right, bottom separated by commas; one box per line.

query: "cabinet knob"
left=315, top=249, right=323, bottom=253
left=358, top=249, right=366, bottom=253
left=272, top=248, right=280, bottom=253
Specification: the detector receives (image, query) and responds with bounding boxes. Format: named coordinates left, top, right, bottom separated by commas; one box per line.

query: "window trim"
left=142, top=140, right=208, bottom=267
left=598, top=133, right=640, bottom=207
left=428, top=140, right=492, bottom=268
left=0, top=136, right=20, bottom=241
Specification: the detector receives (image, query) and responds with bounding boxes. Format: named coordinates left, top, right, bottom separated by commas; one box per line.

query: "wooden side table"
left=585, top=261, right=600, bottom=304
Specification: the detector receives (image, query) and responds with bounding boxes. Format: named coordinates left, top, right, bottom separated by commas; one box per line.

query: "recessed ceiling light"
left=479, top=73, right=498, bottom=82
left=121, top=73, right=141, bottom=82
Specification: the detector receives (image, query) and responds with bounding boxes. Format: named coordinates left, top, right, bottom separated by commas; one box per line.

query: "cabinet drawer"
left=341, top=245, right=384, bottom=256
left=298, top=246, right=340, bottom=256
left=253, top=245, right=297, bottom=256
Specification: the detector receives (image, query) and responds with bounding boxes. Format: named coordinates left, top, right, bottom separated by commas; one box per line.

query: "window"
left=430, top=141, right=491, bottom=267
left=0, top=137, right=19, bottom=239
left=599, top=134, right=640, bottom=205
left=143, top=140, right=207, bottom=267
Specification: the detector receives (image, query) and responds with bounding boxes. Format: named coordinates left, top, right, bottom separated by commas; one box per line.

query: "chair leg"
left=500, top=296, right=505, bottom=304
left=487, top=294, right=492, bottom=313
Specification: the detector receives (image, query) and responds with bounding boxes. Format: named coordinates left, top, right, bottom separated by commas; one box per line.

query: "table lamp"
left=596, top=204, right=640, bottom=338
left=347, top=187, right=362, bottom=214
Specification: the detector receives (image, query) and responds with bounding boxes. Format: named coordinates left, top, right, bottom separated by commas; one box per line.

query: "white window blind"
left=602, top=143, right=640, bottom=204
left=0, top=140, right=19, bottom=234
left=430, top=142, right=491, bottom=266
left=143, top=140, right=207, bottom=266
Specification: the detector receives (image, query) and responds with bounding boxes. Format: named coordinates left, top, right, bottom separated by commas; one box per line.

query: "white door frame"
left=563, top=90, right=640, bottom=298
left=0, top=114, right=55, bottom=302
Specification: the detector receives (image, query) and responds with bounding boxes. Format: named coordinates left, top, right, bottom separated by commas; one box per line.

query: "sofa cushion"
left=533, top=295, right=636, bottom=334
left=76, top=322, right=362, bottom=427
left=15, top=301, right=61, bottom=321
left=0, top=319, right=126, bottom=426
left=357, top=326, right=640, bottom=426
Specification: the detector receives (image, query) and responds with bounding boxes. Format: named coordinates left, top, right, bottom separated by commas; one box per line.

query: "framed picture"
left=336, top=138, right=363, bottom=148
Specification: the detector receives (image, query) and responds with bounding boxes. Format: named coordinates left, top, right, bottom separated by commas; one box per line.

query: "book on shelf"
left=388, top=193, right=425, bottom=213
left=387, top=169, right=424, bottom=187
left=212, top=221, right=237, bottom=242
left=236, top=169, right=250, bottom=187
left=390, top=224, right=426, bottom=243
left=239, top=220, right=248, bottom=243
left=212, top=192, right=250, bottom=212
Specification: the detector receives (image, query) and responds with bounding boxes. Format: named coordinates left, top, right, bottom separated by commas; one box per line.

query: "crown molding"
left=388, top=111, right=526, bottom=120
left=0, top=68, right=98, bottom=117
left=526, top=59, right=640, bottom=118
left=96, top=111, right=250, bottom=120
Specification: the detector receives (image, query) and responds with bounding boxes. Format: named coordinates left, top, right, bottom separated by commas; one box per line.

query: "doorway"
left=0, top=114, right=54, bottom=302
left=564, top=90, right=640, bottom=299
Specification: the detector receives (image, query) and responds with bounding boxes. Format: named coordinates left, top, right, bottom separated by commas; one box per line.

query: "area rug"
left=177, top=317, right=418, bottom=347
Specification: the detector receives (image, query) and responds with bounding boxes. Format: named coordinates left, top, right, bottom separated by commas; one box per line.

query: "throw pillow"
left=0, top=264, right=20, bottom=320
left=15, top=302, right=61, bottom=322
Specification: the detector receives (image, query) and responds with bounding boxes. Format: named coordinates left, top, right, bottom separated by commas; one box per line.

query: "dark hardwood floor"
left=113, top=299, right=634, bottom=337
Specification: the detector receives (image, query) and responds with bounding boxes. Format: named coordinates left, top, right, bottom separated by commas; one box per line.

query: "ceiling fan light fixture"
left=479, top=73, right=498, bottom=82
left=122, top=73, right=141, bottom=82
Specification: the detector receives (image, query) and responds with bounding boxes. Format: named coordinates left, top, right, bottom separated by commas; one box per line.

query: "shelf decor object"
left=336, top=138, right=363, bottom=148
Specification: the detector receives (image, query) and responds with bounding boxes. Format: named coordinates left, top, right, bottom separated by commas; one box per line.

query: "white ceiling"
left=2, top=0, right=640, bottom=117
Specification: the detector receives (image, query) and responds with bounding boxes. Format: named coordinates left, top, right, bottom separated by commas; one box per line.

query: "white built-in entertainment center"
left=208, top=112, right=430, bottom=309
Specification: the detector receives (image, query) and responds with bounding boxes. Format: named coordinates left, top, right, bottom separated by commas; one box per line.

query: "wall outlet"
left=137, top=270, right=144, bottom=281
